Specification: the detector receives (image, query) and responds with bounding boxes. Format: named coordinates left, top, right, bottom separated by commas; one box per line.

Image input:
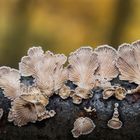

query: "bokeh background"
left=0, top=0, right=140, bottom=68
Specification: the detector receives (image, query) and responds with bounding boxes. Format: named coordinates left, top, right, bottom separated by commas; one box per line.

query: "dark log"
left=0, top=77, right=140, bottom=140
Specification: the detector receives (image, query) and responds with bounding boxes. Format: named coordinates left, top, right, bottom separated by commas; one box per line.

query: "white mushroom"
left=71, top=117, right=96, bottom=138
left=95, top=45, right=119, bottom=87
left=19, top=47, right=68, bottom=98
left=68, top=47, right=99, bottom=103
left=0, top=66, right=21, bottom=100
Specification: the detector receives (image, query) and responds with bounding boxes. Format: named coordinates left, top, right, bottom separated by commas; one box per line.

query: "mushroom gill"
left=94, top=45, right=119, bottom=88
left=116, top=40, right=140, bottom=95
left=19, top=47, right=68, bottom=98
left=117, top=40, right=140, bottom=85
left=8, top=98, right=38, bottom=127
left=68, top=47, right=99, bottom=104
left=0, top=66, right=21, bottom=100
left=71, top=117, right=96, bottom=138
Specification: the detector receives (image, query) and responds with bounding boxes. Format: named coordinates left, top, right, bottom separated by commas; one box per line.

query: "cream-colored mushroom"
left=70, top=94, right=82, bottom=104
left=107, top=103, right=122, bottom=129
left=8, top=98, right=38, bottom=127
left=74, top=87, right=93, bottom=99
left=19, top=47, right=68, bottom=98
left=58, top=85, right=71, bottom=99
left=68, top=47, right=99, bottom=103
left=103, top=87, right=115, bottom=99
left=71, top=117, right=96, bottom=138
left=117, top=40, right=140, bottom=85
left=84, top=106, right=96, bottom=113
left=103, top=86, right=127, bottom=100
left=95, top=45, right=119, bottom=88
left=114, top=86, right=126, bottom=100
left=0, top=66, right=21, bottom=100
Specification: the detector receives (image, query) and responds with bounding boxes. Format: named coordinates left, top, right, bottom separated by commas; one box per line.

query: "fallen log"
left=0, top=77, right=140, bottom=140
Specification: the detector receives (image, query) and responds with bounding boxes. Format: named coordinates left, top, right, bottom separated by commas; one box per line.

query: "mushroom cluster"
left=0, top=40, right=140, bottom=131
left=0, top=67, right=55, bottom=126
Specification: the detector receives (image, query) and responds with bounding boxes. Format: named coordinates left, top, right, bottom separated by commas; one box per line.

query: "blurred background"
left=0, top=0, right=140, bottom=68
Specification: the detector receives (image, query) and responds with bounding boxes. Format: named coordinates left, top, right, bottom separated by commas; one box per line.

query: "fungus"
left=71, top=117, right=96, bottom=138
left=0, top=66, right=21, bottom=100
left=103, top=87, right=115, bottom=99
left=116, top=40, right=140, bottom=94
left=103, top=86, right=127, bottom=100
left=0, top=66, right=55, bottom=126
left=58, top=84, right=71, bottom=99
left=94, top=45, right=119, bottom=88
left=84, top=106, right=96, bottom=113
left=19, top=47, right=68, bottom=98
left=107, top=103, right=122, bottom=129
left=68, top=47, right=99, bottom=103
left=8, top=98, right=38, bottom=127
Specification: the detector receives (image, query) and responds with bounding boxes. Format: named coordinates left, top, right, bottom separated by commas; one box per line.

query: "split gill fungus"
left=0, top=40, right=140, bottom=139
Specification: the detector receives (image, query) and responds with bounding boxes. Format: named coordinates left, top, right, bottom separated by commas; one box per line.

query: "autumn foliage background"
left=0, top=0, right=140, bottom=68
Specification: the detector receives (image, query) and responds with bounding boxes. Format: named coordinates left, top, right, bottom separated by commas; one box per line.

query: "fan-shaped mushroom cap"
left=103, top=88, right=115, bottom=99
left=8, top=98, right=38, bottom=127
left=95, top=45, right=119, bottom=84
left=107, top=117, right=122, bottom=129
left=19, top=47, right=67, bottom=97
left=114, top=86, right=126, bottom=100
left=117, top=41, right=140, bottom=84
left=74, top=87, right=93, bottom=99
left=70, top=94, right=82, bottom=104
left=0, top=66, right=20, bottom=100
left=68, top=47, right=99, bottom=90
left=103, top=86, right=127, bottom=100
left=58, top=84, right=71, bottom=99
left=71, top=117, right=96, bottom=138
left=0, top=108, right=3, bottom=119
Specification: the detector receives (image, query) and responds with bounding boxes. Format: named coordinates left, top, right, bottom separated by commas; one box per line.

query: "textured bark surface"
left=0, top=77, right=140, bottom=140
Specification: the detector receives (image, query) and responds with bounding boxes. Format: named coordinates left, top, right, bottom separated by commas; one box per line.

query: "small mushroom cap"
left=114, top=87, right=126, bottom=100
left=107, top=117, right=122, bottom=129
left=71, top=94, right=82, bottom=104
left=72, top=117, right=95, bottom=138
left=58, top=84, right=71, bottom=99
left=9, top=98, right=38, bottom=127
left=74, top=87, right=93, bottom=99
left=48, top=110, right=56, bottom=117
left=103, top=88, right=115, bottom=99
left=0, top=108, right=3, bottom=119
left=0, top=66, right=20, bottom=100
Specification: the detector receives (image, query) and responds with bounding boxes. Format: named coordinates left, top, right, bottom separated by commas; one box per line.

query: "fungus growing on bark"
left=71, top=117, right=96, bottom=138
left=117, top=40, right=140, bottom=95
left=94, top=45, right=119, bottom=88
left=68, top=47, right=99, bottom=104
